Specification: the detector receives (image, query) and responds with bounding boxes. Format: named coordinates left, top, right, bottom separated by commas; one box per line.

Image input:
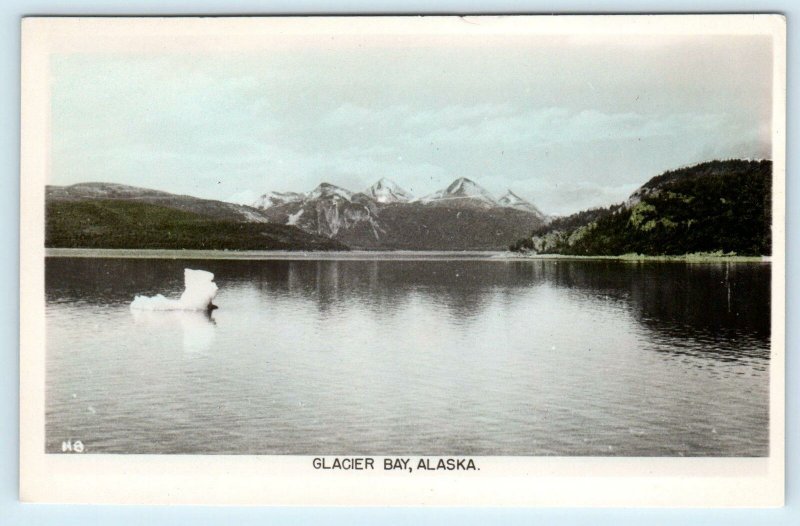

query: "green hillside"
left=511, top=160, right=772, bottom=256
left=46, top=200, right=348, bottom=251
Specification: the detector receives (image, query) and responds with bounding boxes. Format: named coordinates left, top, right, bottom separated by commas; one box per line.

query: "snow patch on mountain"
left=228, top=204, right=270, bottom=223
left=365, top=178, right=414, bottom=203
left=253, top=191, right=306, bottom=210
left=287, top=209, right=304, bottom=226
left=316, top=202, right=383, bottom=239
left=226, top=189, right=259, bottom=206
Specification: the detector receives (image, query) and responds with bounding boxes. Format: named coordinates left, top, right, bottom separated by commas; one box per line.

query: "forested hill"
left=510, top=160, right=772, bottom=256
left=46, top=191, right=348, bottom=251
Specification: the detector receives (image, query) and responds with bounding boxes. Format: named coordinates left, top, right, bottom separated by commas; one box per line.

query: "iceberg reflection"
left=131, top=309, right=216, bottom=354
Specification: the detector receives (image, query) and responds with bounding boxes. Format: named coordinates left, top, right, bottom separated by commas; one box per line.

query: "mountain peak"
left=309, top=182, right=354, bottom=201
left=445, top=176, right=475, bottom=188
left=365, top=178, right=413, bottom=203
left=498, top=190, right=545, bottom=217
left=421, top=177, right=498, bottom=208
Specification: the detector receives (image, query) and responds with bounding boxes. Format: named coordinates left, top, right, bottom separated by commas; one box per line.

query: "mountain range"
left=251, top=177, right=547, bottom=250
left=47, top=160, right=768, bottom=255
left=45, top=177, right=546, bottom=251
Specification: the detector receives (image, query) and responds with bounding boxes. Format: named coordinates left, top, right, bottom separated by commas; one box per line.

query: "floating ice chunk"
left=179, top=269, right=219, bottom=310
left=129, top=294, right=182, bottom=311
left=131, top=269, right=218, bottom=311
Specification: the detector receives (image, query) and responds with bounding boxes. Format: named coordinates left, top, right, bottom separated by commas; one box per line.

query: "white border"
left=19, top=15, right=787, bottom=506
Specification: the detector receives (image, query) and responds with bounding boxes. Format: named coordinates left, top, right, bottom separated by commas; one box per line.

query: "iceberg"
left=130, top=269, right=219, bottom=311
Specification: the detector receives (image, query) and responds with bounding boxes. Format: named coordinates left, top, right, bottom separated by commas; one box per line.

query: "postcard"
left=20, top=15, right=786, bottom=506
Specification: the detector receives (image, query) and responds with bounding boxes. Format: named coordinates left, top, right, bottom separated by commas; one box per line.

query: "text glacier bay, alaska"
left=313, top=457, right=479, bottom=472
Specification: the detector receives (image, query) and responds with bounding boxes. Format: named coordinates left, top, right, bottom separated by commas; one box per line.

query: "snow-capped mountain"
left=498, top=190, right=545, bottom=218
left=256, top=182, right=382, bottom=241
left=365, top=178, right=414, bottom=203
left=252, top=177, right=546, bottom=249
left=253, top=191, right=306, bottom=209
left=419, top=177, right=499, bottom=208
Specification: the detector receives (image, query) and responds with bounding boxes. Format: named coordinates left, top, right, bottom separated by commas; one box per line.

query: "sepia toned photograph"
left=20, top=15, right=785, bottom=506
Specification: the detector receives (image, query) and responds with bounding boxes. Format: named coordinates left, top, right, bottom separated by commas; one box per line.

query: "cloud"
left=49, top=37, right=773, bottom=215
left=409, top=108, right=738, bottom=148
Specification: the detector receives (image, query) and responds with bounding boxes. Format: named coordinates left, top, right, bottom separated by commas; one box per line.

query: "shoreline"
left=499, top=252, right=771, bottom=263
left=45, top=248, right=506, bottom=261
left=45, top=247, right=770, bottom=263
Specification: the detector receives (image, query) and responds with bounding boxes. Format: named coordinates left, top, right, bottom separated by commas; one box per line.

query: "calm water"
left=45, top=256, right=771, bottom=456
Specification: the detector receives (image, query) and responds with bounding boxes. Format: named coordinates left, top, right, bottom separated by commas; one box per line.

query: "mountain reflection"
left=46, top=256, right=770, bottom=362
left=527, top=260, right=771, bottom=361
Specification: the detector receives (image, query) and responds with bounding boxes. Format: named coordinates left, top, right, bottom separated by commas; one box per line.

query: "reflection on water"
left=45, top=257, right=770, bottom=456
left=131, top=309, right=216, bottom=354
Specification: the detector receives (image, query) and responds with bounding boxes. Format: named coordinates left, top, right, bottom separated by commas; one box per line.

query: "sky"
left=50, top=31, right=774, bottom=215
